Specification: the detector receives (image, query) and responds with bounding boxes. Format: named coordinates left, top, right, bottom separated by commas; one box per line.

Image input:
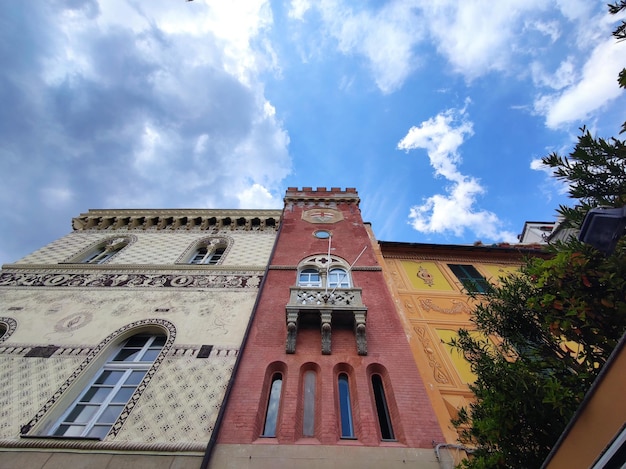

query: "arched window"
left=328, top=268, right=350, bottom=288
left=75, top=237, right=132, bottom=264
left=182, top=237, right=229, bottom=265
left=49, top=333, right=166, bottom=439
left=262, top=373, right=283, bottom=437
left=296, top=255, right=353, bottom=289
left=338, top=373, right=354, bottom=439
left=371, top=374, right=395, bottom=440
left=298, top=268, right=322, bottom=287
left=302, top=370, right=317, bottom=437
left=190, top=246, right=226, bottom=265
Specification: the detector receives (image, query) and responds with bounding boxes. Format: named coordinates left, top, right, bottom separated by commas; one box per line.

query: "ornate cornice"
left=71, top=209, right=282, bottom=232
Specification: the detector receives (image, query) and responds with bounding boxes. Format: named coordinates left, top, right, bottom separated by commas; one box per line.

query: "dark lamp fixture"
left=578, top=206, right=626, bottom=254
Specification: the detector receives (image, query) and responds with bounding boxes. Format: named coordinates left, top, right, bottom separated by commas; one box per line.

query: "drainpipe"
left=434, top=443, right=474, bottom=469
left=199, top=217, right=283, bottom=469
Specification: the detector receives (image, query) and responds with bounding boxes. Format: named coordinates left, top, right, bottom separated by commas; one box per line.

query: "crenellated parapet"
left=71, top=209, right=282, bottom=232
left=284, top=187, right=360, bottom=207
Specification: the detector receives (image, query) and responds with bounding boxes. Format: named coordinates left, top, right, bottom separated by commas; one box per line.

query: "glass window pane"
left=338, top=374, right=354, bottom=438
left=97, top=405, right=125, bottom=424
left=54, top=424, right=85, bottom=437
left=112, top=387, right=135, bottom=403
left=94, top=370, right=125, bottom=385
left=80, top=387, right=110, bottom=404
left=112, top=348, right=141, bottom=362
left=65, top=405, right=98, bottom=423
left=302, top=371, right=316, bottom=437
left=262, top=374, right=282, bottom=437
left=125, top=336, right=150, bottom=347
left=140, top=349, right=161, bottom=362
left=126, top=370, right=147, bottom=386
left=372, top=374, right=395, bottom=440
left=87, top=425, right=111, bottom=439
left=152, top=336, right=167, bottom=347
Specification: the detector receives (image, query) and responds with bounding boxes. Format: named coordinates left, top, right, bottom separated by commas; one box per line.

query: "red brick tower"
left=213, top=188, right=444, bottom=468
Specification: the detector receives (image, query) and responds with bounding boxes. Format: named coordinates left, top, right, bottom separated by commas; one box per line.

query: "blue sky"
left=1, top=0, right=624, bottom=265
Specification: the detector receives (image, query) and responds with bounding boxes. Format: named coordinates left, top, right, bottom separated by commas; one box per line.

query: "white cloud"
left=398, top=104, right=516, bottom=242
left=531, top=57, right=576, bottom=90
left=289, top=0, right=312, bottom=20
left=534, top=39, right=626, bottom=129
left=237, top=183, right=281, bottom=208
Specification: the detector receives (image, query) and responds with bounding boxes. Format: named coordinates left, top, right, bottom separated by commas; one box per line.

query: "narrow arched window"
left=328, top=268, right=350, bottom=288
left=190, top=246, right=225, bottom=265
left=50, top=334, right=165, bottom=439
left=262, top=373, right=283, bottom=437
left=78, top=237, right=131, bottom=264
left=338, top=373, right=354, bottom=438
left=298, top=268, right=321, bottom=287
left=371, top=374, right=395, bottom=440
left=302, top=370, right=316, bottom=437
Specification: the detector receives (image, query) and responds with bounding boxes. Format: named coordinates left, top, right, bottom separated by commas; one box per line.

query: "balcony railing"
left=286, top=287, right=367, bottom=356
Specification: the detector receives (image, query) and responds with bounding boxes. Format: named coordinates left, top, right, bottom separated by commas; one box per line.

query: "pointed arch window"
left=49, top=334, right=165, bottom=439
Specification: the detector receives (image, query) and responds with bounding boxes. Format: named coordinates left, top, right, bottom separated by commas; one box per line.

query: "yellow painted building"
left=371, top=239, right=547, bottom=461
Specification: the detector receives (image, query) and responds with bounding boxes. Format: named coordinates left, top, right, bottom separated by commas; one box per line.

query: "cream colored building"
left=0, top=209, right=280, bottom=468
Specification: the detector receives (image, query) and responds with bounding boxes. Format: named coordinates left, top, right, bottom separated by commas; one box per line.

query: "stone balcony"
left=285, top=287, right=367, bottom=356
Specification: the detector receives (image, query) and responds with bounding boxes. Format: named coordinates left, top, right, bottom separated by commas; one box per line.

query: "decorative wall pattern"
left=114, top=353, right=236, bottom=443
left=14, top=230, right=278, bottom=266
left=413, top=325, right=450, bottom=384
left=0, top=271, right=262, bottom=289
left=0, top=355, right=83, bottom=438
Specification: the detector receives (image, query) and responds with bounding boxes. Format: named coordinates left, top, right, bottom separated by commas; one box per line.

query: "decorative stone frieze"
left=285, top=287, right=367, bottom=355
left=0, top=271, right=262, bottom=289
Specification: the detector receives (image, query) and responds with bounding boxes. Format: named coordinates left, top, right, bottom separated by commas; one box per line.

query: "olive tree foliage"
left=450, top=5, right=626, bottom=467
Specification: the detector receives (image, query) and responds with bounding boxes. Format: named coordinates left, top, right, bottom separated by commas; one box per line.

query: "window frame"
left=448, top=264, right=492, bottom=294
left=302, top=370, right=317, bottom=437
left=371, top=374, right=395, bottom=441
left=189, top=246, right=226, bottom=265
left=261, top=372, right=283, bottom=438
left=338, top=373, right=355, bottom=439
left=48, top=334, right=166, bottom=439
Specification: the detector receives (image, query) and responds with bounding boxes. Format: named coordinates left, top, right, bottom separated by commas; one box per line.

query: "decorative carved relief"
left=301, top=208, right=343, bottom=224
left=54, top=312, right=94, bottom=333
left=413, top=325, right=450, bottom=384
left=419, top=298, right=471, bottom=315
left=417, top=265, right=434, bottom=287
left=0, top=317, right=17, bottom=343
left=354, top=311, right=367, bottom=356
left=285, top=310, right=298, bottom=354
left=321, top=311, right=332, bottom=355
left=0, top=272, right=262, bottom=289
